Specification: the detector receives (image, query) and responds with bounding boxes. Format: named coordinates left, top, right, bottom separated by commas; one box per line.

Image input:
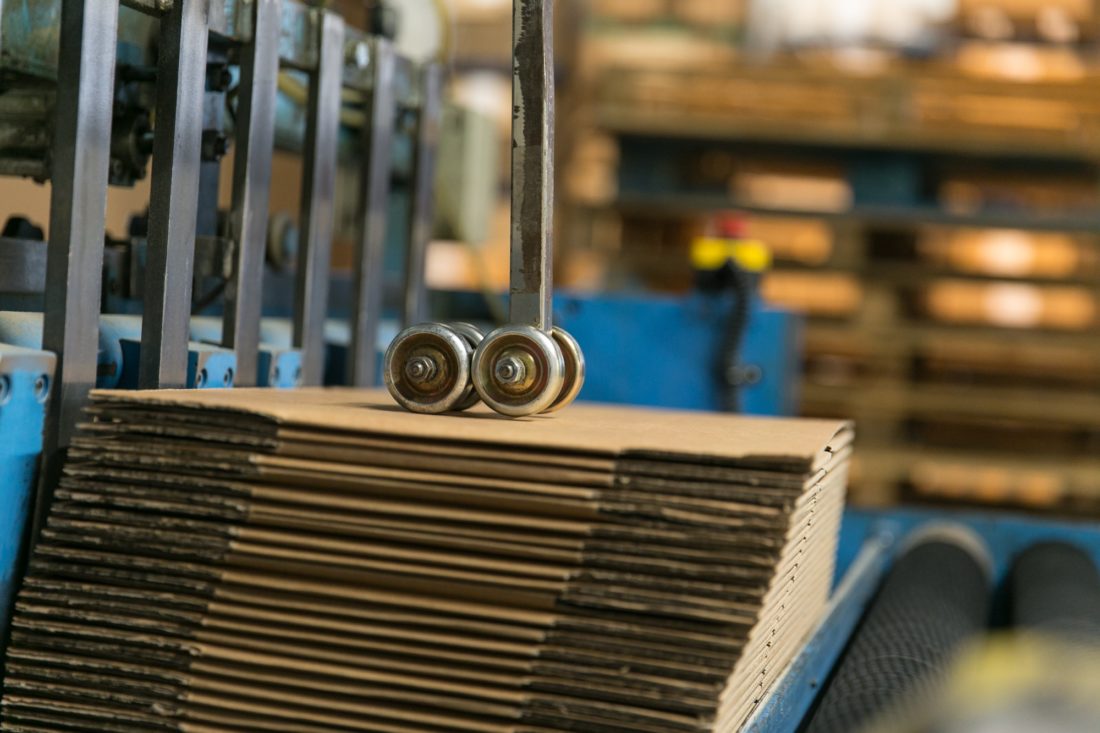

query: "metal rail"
left=348, top=38, right=397, bottom=387
left=509, top=0, right=554, bottom=332
left=292, top=10, right=344, bottom=386
left=139, top=0, right=209, bottom=389
left=223, top=0, right=281, bottom=387
left=403, top=63, right=442, bottom=329
left=38, top=0, right=120, bottom=528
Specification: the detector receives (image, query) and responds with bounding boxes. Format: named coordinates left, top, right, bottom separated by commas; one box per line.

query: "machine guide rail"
left=384, top=0, right=585, bottom=419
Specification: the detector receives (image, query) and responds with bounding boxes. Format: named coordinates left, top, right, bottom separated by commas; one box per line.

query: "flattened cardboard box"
left=3, top=389, right=851, bottom=733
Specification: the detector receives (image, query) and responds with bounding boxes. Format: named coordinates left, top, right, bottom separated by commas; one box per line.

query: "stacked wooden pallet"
left=774, top=219, right=1100, bottom=511
left=595, top=64, right=1100, bottom=157
left=2, top=389, right=851, bottom=732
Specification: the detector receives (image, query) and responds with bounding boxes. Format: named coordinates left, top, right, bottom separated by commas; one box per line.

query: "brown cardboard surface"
left=275, top=428, right=616, bottom=471
left=92, top=388, right=851, bottom=468
left=4, top=390, right=852, bottom=732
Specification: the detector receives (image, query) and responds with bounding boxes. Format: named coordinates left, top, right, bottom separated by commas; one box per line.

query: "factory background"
left=447, top=0, right=1100, bottom=514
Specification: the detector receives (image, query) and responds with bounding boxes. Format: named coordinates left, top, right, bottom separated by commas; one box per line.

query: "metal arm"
left=348, top=38, right=397, bottom=387
left=38, top=0, right=120, bottom=529
left=509, top=0, right=554, bottom=332
left=403, top=63, right=442, bottom=329
left=139, top=0, right=210, bottom=389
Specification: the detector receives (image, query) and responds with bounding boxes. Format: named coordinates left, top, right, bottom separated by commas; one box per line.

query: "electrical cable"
left=716, top=265, right=753, bottom=413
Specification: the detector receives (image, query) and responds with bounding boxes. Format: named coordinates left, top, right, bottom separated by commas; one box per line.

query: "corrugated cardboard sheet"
left=1, top=389, right=851, bottom=732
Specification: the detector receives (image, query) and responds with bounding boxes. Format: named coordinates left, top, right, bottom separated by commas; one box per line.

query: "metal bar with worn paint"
left=139, top=0, right=210, bottom=389
left=509, top=0, right=555, bottom=332
left=38, top=0, right=119, bottom=531
left=348, top=38, right=397, bottom=387
left=292, top=10, right=344, bottom=386
left=403, top=62, right=442, bottom=330
left=223, top=0, right=281, bottom=387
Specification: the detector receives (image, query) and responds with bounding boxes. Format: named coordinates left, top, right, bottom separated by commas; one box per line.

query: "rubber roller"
left=1010, top=541, right=1100, bottom=640
left=804, top=526, right=993, bottom=733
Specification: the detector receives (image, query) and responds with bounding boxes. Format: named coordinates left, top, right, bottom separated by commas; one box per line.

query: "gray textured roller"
left=804, top=528, right=992, bottom=733
left=1011, top=542, right=1100, bottom=640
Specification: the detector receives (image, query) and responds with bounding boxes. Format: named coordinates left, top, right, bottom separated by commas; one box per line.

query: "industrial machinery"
left=0, top=0, right=459, bottom=396
left=0, top=0, right=454, bottom=666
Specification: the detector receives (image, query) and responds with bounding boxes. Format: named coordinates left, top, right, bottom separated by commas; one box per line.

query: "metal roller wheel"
left=447, top=322, right=485, bottom=411
left=543, top=328, right=585, bottom=413
left=472, top=325, right=565, bottom=417
left=384, top=324, right=473, bottom=414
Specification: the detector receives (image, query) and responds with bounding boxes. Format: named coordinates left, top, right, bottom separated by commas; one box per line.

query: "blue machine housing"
left=0, top=344, right=55, bottom=639
left=554, top=292, right=801, bottom=416
left=429, top=289, right=802, bottom=417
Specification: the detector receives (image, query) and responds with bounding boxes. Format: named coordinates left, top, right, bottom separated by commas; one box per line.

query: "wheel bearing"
left=384, top=324, right=473, bottom=414
left=447, top=322, right=485, bottom=411
left=472, top=325, right=565, bottom=417
left=543, top=328, right=585, bottom=413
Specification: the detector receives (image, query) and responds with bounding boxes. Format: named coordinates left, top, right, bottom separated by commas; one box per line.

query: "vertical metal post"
left=39, top=0, right=120, bottom=529
left=402, top=63, right=442, bottom=328
left=140, top=0, right=210, bottom=389
left=348, top=39, right=396, bottom=387
left=510, top=0, right=554, bottom=332
left=223, top=0, right=281, bottom=387
left=293, top=10, right=344, bottom=386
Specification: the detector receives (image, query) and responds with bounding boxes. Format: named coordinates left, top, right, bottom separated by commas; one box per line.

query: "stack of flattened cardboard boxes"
left=1, top=389, right=851, bottom=732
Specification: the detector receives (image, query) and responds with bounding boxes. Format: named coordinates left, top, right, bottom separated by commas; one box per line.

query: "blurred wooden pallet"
left=861, top=446, right=1100, bottom=515
left=568, top=54, right=1100, bottom=516
left=712, top=218, right=1100, bottom=510
left=595, top=64, right=1100, bottom=159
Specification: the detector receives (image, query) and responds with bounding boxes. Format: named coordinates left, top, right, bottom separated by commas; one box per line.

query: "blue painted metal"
left=98, top=316, right=236, bottom=390
left=191, top=316, right=302, bottom=388
left=257, top=347, right=302, bottom=389
left=186, top=344, right=237, bottom=390
left=837, top=507, right=1100, bottom=589
left=0, top=0, right=62, bottom=81
left=553, top=292, right=801, bottom=416
left=253, top=316, right=387, bottom=387
left=116, top=339, right=237, bottom=390
left=0, top=344, right=55, bottom=643
left=743, top=531, right=896, bottom=733
left=0, top=311, right=122, bottom=389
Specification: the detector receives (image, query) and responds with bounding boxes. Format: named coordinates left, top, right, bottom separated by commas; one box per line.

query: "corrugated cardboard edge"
left=90, top=389, right=853, bottom=472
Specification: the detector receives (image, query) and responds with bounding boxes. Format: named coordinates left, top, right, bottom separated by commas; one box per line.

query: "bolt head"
left=494, top=356, right=526, bottom=386
left=34, top=375, right=50, bottom=404
left=349, top=41, right=370, bottom=70
left=405, top=355, right=438, bottom=385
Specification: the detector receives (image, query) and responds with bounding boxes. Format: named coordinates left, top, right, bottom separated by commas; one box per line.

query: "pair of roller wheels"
left=384, top=323, right=584, bottom=417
